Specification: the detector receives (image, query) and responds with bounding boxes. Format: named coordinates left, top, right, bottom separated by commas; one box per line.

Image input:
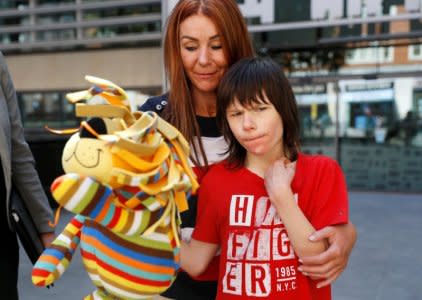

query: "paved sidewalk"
left=331, top=192, right=422, bottom=300
left=18, top=192, right=422, bottom=299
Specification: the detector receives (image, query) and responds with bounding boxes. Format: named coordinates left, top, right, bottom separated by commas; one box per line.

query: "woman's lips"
left=195, top=72, right=217, bottom=79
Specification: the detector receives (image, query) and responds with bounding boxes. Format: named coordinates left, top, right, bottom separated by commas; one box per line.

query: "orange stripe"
left=83, top=235, right=175, bottom=275
left=38, top=254, right=61, bottom=265
left=82, top=249, right=170, bottom=288
left=95, top=194, right=112, bottom=223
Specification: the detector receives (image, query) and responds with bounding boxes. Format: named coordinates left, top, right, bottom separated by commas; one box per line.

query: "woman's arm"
left=1, top=52, right=54, bottom=234
left=180, top=239, right=219, bottom=277
left=298, top=222, right=357, bottom=287
left=264, top=160, right=327, bottom=258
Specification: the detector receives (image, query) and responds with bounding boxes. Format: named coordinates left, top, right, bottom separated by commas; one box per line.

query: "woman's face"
left=179, top=14, right=228, bottom=94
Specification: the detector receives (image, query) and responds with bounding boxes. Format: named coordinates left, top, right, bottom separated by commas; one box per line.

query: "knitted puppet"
left=32, top=76, right=198, bottom=300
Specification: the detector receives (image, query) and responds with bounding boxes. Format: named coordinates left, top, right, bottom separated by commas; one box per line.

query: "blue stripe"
left=102, top=201, right=115, bottom=225
left=152, top=171, right=161, bottom=183
left=90, top=187, right=112, bottom=219
left=75, top=214, right=86, bottom=223
left=43, top=247, right=67, bottom=260
left=135, top=191, right=148, bottom=200
left=119, top=189, right=134, bottom=200
left=91, top=86, right=103, bottom=94
left=36, top=261, right=66, bottom=273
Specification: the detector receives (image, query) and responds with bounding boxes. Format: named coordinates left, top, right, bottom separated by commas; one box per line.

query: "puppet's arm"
left=32, top=214, right=84, bottom=286
left=50, top=173, right=162, bottom=235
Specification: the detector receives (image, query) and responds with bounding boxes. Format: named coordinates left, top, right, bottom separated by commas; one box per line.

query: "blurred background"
left=1, top=0, right=422, bottom=200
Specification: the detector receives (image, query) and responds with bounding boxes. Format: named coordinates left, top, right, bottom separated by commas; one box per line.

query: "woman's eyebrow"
left=180, top=34, right=220, bottom=41
left=180, top=35, right=197, bottom=41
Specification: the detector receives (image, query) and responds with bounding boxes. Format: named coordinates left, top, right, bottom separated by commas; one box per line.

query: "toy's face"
left=62, top=133, right=113, bottom=183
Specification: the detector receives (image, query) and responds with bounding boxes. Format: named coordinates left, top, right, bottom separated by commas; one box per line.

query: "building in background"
left=1, top=0, right=421, bottom=193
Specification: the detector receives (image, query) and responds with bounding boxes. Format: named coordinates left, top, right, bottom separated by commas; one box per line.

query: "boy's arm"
left=298, top=222, right=357, bottom=287
left=265, top=160, right=327, bottom=258
left=180, top=239, right=219, bottom=277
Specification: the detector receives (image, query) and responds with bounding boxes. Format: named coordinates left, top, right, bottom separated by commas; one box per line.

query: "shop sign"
left=295, top=94, right=328, bottom=105
left=292, top=84, right=326, bottom=94
left=341, top=89, right=394, bottom=102
left=345, top=82, right=394, bottom=92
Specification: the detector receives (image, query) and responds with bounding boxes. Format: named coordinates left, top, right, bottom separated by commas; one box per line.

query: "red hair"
left=162, top=0, right=255, bottom=167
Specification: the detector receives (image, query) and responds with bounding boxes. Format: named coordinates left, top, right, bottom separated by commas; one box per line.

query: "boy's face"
left=226, top=95, right=284, bottom=161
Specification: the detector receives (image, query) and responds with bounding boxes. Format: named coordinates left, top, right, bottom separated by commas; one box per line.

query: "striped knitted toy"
left=32, top=76, right=198, bottom=300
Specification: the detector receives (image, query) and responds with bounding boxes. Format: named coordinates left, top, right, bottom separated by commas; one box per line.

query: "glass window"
left=408, top=45, right=422, bottom=61
left=415, top=90, right=422, bottom=118
left=338, top=79, right=422, bottom=191
left=37, top=0, right=74, bottom=4
left=18, top=92, right=78, bottom=129
left=346, top=45, right=394, bottom=65
left=82, top=4, right=161, bottom=38
left=0, top=0, right=26, bottom=9
left=0, top=10, right=29, bottom=43
left=36, top=13, right=76, bottom=41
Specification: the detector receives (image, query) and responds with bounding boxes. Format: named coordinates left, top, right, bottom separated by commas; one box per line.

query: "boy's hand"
left=264, top=159, right=296, bottom=206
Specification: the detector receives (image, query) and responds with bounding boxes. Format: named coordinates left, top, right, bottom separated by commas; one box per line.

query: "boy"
left=181, top=57, right=349, bottom=299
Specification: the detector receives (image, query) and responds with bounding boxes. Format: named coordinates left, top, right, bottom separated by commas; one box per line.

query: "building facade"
left=1, top=0, right=421, bottom=192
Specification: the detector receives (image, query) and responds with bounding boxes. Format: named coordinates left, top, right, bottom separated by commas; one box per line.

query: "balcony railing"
left=0, top=0, right=162, bottom=52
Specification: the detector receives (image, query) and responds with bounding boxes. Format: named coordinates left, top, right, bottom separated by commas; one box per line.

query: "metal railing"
left=0, top=0, right=162, bottom=52
left=2, top=0, right=422, bottom=54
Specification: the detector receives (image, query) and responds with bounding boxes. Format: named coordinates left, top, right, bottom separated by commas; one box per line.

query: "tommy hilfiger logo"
left=223, top=194, right=298, bottom=296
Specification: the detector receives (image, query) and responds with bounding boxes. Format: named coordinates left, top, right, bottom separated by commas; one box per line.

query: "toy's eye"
left=80, top=118, right=107, bottom=138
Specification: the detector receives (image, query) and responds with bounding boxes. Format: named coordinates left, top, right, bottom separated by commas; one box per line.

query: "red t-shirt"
left=189, top=164, right=220, bottom=281
left=192, top=153, right=349, bottom=300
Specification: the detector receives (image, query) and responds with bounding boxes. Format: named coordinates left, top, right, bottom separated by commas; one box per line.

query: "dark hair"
left=217, top=57, right=300, bottom=167
left=162, top=0, right=254, bottom=167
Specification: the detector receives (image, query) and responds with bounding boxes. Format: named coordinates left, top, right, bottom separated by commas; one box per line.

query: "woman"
left=0, top=51, right=54, bottom=299
left=140, top=1, right=356, bottom=299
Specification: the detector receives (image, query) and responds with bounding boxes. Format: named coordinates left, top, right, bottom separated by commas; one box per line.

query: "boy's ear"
left=80, top=118, right=107, bottom=138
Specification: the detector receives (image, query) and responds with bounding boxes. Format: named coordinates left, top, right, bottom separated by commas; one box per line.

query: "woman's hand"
left=298, top=222, right=357, bottom=288
left=40, top=232, right=55, bottom=248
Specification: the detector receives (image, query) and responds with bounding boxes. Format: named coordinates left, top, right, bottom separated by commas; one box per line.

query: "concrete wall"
left=303, top=143, right=422, bottom=192
left=341, top=144, right=422, bottom=192
left=5, top=47, right=163, bottom=91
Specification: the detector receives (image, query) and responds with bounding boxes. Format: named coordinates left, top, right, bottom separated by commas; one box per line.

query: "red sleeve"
left=310, top=158, right=349, bottom=230
left=191, top=171, right=220, bottom=244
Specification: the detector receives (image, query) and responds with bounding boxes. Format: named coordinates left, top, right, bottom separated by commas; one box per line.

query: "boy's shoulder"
left=201, top=161, right=237, bottom=184
left=204, top=161, right=229, bottom=175
left=138, top=93, right=168, bottom=113
left=297, top=152, right=342, bottom=177
left=299, top=152, right=339, bottom=167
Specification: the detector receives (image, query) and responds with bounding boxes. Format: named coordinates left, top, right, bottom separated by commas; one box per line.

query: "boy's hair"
left=217, top=57, right=300, bottom=167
